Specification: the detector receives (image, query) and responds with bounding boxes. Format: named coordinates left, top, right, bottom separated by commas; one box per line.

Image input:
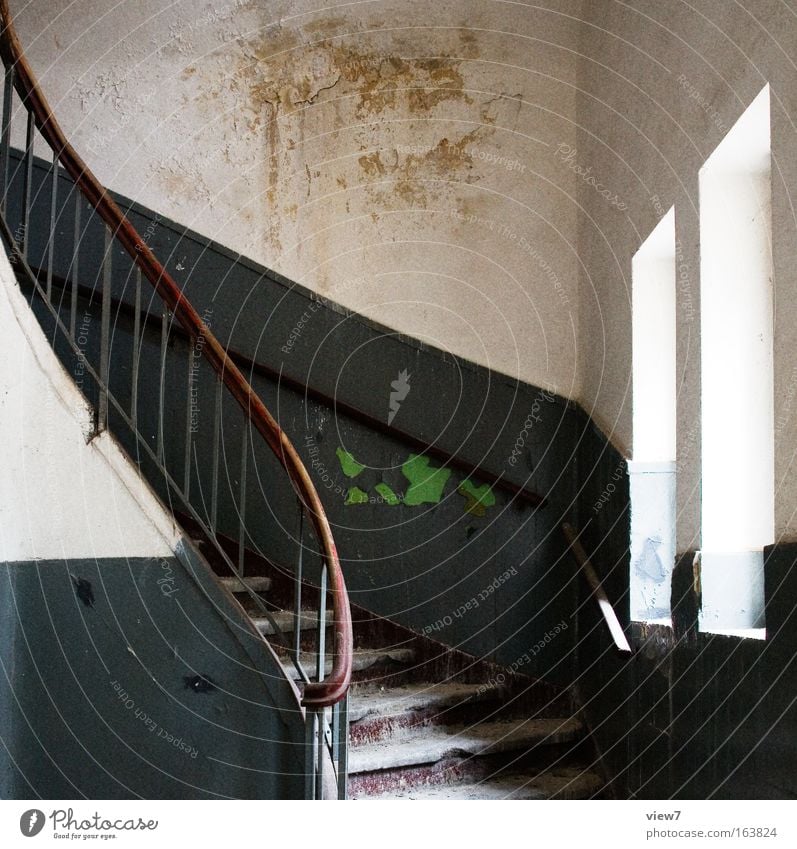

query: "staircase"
left=219, top=559, right=606, bottom=800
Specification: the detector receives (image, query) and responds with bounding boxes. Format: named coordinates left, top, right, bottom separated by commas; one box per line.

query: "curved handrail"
left=0, top=0, right=351, bottom=708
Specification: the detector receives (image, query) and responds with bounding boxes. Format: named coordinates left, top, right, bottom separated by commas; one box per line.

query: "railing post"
left=335, top=692, right=349, bottom=800
left=69, top=192, right=80, bottom=337
left=238, top=424, right=248, bottom=579
left=304, top=708, right=319, bottom=800
left=293, top=503, right=304, bottom=668
left=130, top=267, right=141, bottom=424
left=20, top=109, right=34, bottom=258
left=97, top=224, right=112, bottom=432
left=183, top=342, right=194, bottom=497
left=210, top=378, right=221, bottom=531
left=0, top=64, right=12, bottom=211
left=315, top=706, right=326, bottom=801
left=157, top=302, right=168, bottom=463
left=46, top=154, right=58, bottom=299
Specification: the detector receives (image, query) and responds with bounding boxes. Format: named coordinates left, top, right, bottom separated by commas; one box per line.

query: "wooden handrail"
left=0, top=0, right=351, bottom=707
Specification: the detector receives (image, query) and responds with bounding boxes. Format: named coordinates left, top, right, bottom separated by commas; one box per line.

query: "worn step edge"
left=348, top=682, right=499, bottom=723
left=357, top=767, right=603, bottom=801
left=280, top=647, right=416, bottom=680
left=349, top=717, right=583, bottom=775
left=219, top=575, right=272, bottom=593
left=252, top=608, right=333, bottom=636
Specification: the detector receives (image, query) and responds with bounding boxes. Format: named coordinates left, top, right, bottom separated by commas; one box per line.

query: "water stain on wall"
left=175, top=18, right=507, bottom=266
left=358, top=132, right=482, bottom=205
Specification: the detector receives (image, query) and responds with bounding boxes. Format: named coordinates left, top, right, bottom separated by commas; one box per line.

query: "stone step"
left=348, top=681, right=503, bottom=745
left=252, top=608, right=333, bottom=636
left=219, top=575, right=271, bottom=593
left=281, top=647, right=416, bottom=681
left=358, top=766, right=603, bottom=800
left=349, top=716, right=584, bottom=775
left=349, top=682, right=498, bottom=722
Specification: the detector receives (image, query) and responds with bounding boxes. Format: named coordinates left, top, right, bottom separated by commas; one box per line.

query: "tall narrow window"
left=699, top=84, right=772, bottom=637
left=630, top=208, right=676, bottom=624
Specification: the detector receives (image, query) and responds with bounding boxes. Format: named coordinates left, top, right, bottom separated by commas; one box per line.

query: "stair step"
left=219, top=575, right=271, bottom=593
left=360, top=767, right=603, bottom=800
left=252, top=609, right=333, bottom=636
left=349, top=681, right=497, bottom=724
left=281, top=647, right=416, bottom=680
left=349, top=717, right=583, bottom=775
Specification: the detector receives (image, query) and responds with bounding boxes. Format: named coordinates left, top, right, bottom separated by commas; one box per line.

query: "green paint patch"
left=458, top=479, right=496, bottom=517
left=375, top=482, right=401, bottom=506
left=336, top=447, right=365, bottom=478
left=344, top=486, right=369, bottom=505
left=401, top=454, right=452, bottom=506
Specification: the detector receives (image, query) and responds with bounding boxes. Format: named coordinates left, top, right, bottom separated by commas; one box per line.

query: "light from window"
left=699, top=84, right=772, bottom=638
left=630, top=207, right=676, bottom=625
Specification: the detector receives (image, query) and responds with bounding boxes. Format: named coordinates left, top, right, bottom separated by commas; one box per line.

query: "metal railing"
left=562, top=523, right=632, bottom=653
left=0, top=0, right=351, bottom=799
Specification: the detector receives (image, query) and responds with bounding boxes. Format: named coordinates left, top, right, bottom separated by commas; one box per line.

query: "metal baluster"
left=20, top=109, right=34, bottom=259
left=131, top=267, right=141, bottom=425
left=305, top=710, right=318, bottom=800
left=315, top=706, right=326, bottom=800
left=293, top=504, right=304, bottom=668
left=238, top=424, right=247, bottom=579
left=97, top=224, right=112, bottom=432
left=314, top=557, right=329, bottom=800
left=0, top=65, right=13, bottom=211
left=210, top=378, right=221, bottom=532
left=332, top=702, right=339, bottom=767
left=70, top=193, right=80, bottom=338
left=184, top=340, right=195, bottom=498
left=46, top=154, right=58, bottom=300
left=316, top=563, right=327, bottom=682
left=336, top=693, right=349, bottom=800
left=157, top=302, right=168, bottom=464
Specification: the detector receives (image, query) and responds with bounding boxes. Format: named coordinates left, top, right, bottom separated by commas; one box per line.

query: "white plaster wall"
left=11, top=0, right=582, bottom=397
left=0, top=250, right=179, bottom=560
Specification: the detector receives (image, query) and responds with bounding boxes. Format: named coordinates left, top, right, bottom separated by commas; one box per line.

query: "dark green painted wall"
left=0, top=551, right=305, bottom=799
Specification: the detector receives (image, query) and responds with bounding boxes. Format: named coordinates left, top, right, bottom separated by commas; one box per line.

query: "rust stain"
left=337, top=51, right=473, bottom=118
left=357, top=131, right=482, bottom=206
left=181, top=19, right=497, bottom=257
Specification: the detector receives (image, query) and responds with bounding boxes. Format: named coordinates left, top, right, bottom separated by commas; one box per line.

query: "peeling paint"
left=375, top=482, right=401, bottom=506
left=345, top=486, right=369, bottom=505
left=402, top=454, right=451, bottom=506
left=336, top=447, right=365, bottom=478
left=457, top=480, right=496, bottom=517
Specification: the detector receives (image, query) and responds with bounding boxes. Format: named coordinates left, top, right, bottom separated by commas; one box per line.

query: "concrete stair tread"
left=219, top=575, right=271, bottom=593
left=252, top=608, right=333, bottom=636
left=360, top=767, right=603, bottom=800
left=280, top=647, right=416, bottom=680
left=349, top=716, right=583, bottom=774
left=349, top=681, right=494, bottom=722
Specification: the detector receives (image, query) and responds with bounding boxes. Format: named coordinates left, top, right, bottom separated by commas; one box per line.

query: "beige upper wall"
left=14, top=0, right=582, bottom=398
left=576, top=0, right=797, bottom=546
left=12, top=1, right=797, bottom=543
